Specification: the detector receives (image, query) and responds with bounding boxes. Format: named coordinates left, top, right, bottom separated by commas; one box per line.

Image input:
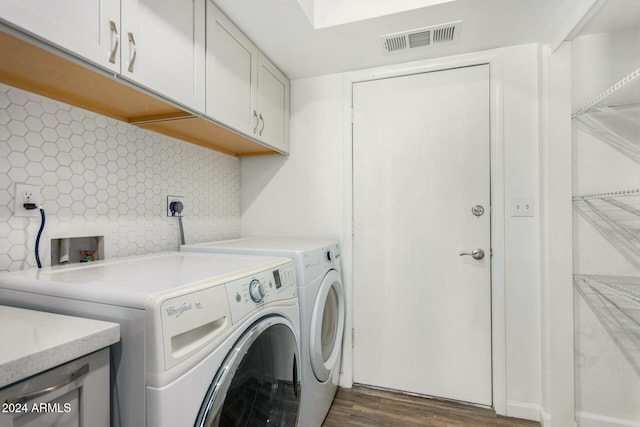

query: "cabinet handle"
left=253, top=110, right=259, bottom=134
left=127, top=32, right=137, bottom=72
left=258, top=113, right=265, bottom=136
left=5, top=364, right=90, bottom=405
left=108, top=20, right=119, bottom=64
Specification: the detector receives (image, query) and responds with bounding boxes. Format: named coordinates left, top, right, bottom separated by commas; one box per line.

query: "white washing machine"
left=0, top=251, right=301, bottom=427
left=182, top=237, right=345, bottom=427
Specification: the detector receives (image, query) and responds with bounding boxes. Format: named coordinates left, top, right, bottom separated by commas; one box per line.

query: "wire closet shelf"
left=572, top=66, right=640, bottom=162
left=573, top=188, right=640, bottom=267
left=574, top=274, right=640, bottom=375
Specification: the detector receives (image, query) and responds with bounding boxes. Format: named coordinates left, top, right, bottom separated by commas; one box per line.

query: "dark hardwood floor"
left=322, top=386, right=540, bottom=427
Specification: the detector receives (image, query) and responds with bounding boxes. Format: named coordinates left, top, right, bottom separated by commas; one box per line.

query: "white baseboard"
left=537, top=408, right=578, bottom=427
left=507, top=400, right=541, bottom=421
left=512, top=404, right=638, bottom=426
left=576, top=411, right=640, bottom=427
left=539, top=407, right=553, bottom=426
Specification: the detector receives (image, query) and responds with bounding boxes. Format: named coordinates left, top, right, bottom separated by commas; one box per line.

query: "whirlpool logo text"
left=165, top=302, right=193, bottom=318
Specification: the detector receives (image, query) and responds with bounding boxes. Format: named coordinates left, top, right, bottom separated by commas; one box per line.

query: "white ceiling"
left=300, top=0, right=456, bottom=29
left=213, top=0, right=640, bottom=80
left=576, top=0, right=640, bottom=36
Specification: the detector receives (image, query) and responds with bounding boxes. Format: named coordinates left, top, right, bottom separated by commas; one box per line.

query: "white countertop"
left=0, top=305, right=120, bottom=388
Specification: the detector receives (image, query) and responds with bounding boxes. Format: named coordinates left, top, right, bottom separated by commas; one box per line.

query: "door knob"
left=459, top=248, right=485, bottom=260
left=471, top=204, right=485, bottom=217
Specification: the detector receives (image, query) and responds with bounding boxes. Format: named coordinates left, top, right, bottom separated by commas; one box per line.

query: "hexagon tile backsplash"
left=0, top=83, right=241, bottom=272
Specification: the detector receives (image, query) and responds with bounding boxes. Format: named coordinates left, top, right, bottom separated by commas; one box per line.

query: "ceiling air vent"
left=381, top=20, right=461, bottom=53
left=384, top=35, right=407, bottom=52
left=408, top=31, right=431, bottom=49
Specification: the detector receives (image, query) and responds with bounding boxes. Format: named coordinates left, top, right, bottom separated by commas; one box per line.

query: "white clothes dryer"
left=182, top=237, right=346, bottom=427
left=0, top=252, right=301, bottom=427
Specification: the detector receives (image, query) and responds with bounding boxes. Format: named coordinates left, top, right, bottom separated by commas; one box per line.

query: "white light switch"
left=511, top=197, right=535, bottom=217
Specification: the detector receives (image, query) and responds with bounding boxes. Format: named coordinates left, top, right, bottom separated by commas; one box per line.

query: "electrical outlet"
left=14, top=183, right=42, bottom=217
left=167, top=195, right=184, bottom=217
left=511, top=197, right=535, bottom=217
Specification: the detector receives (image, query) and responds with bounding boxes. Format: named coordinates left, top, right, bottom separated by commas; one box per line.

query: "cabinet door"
left=0, top=349, right=110, bottom=427
left=206, top=1, right=257, bottom=136
left=256, top=53, right=290, bottom=153
left=0, top=0, right=120, bottom=73
left=120, top=0, right=205, bottom=112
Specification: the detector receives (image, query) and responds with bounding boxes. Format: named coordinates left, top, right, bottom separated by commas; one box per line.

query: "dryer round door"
left=309, top=269, right=345, bottom=383
left=195, top=317, right=301, bottom=427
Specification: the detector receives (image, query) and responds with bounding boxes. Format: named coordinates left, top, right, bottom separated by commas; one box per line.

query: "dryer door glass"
left=321, top=286, right=339, bottom=360
left=195, top=319, right=300, bottom=427
left=310, top=269, right=345, bottom=382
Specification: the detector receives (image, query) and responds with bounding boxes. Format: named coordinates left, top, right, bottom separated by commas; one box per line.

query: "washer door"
left=309, top=269, right=345, bottom=382
left=195, top=317, right=300, bottom=427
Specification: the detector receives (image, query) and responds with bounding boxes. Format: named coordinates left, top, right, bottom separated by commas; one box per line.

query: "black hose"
left=35, top=208, right=45, bottom=268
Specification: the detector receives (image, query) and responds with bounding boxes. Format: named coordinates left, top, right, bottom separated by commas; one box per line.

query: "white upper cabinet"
left=206, top=2, right=257, bottom=136
left=206, top=1, right=290, bottom=153
left=256, top=53, right=290, bottom=153
left=120, top=0, right=206, bottom=112
left=0, top=0, right=287, bottom=154
left=0, top=0, right=121, bottom=73
left=0, top=0, right=206, bottom=113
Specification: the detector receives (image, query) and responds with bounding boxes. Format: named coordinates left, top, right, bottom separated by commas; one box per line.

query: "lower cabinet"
left=0, top=349, right=110, bottom=427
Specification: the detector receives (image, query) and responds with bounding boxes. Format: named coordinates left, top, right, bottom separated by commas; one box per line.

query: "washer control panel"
left=226, top=260, right=297, bottom=324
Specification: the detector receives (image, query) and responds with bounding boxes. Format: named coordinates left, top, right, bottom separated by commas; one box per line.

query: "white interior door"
left=352, top=64, right=492, bottom=406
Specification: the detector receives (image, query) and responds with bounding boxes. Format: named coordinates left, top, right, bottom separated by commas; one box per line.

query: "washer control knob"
left=249, top=279, right=265, bottom=303
left=327, top=249, right=339, bottom=262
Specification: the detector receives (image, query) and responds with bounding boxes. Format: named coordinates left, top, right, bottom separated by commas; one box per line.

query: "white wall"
left=539, top=42, right=576, bottom=427
left=0, top=83, right=241, bottom=272
left=501, top=45, right=544, bottom=420
left=572, top=26, right=640, bottom=427
left=241, top=73, right=345, bottom=239
left=241, top=43, right=556, bottom=421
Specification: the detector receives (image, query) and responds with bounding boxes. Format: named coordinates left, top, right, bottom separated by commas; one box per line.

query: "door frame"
left=341, top=50, right=507, bottom=415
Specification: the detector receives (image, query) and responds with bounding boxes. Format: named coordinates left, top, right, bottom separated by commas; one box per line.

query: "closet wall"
left=572, top=24, right=640, bottom=426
